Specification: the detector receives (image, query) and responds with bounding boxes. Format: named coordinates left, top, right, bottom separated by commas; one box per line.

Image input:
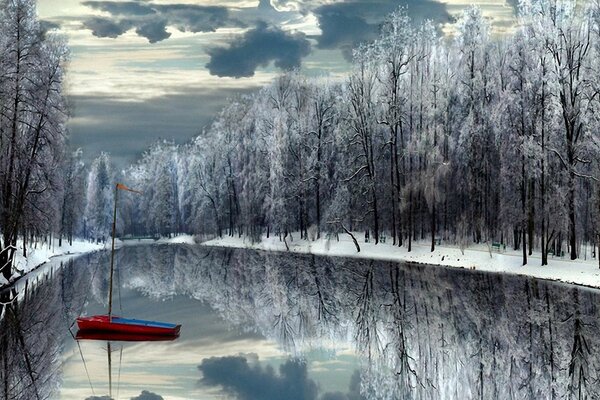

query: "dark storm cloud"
left=135, top=18, right=171, bottom=43
left=314, top=0, right=452, bottom=59
left=81, top=1, right=243, bottom=41
left=83, top=16, right=131, bottom=38
left=206, top=22, right=311, bottom=78
left=130, top=390, right=164, bottom=400
left=40, top=19, right=61, bottom=31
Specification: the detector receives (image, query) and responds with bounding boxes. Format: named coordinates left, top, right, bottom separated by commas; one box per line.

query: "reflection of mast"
left=107, top=341, right=112, bottom=398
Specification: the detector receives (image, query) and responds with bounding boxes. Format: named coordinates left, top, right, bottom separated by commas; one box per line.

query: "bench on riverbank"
left=549, top=250, right=565, bottom=258
left=492, top=242, right=506, bottom=252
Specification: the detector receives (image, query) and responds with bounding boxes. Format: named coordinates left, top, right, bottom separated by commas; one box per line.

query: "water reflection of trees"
left=0, top=254, right=104, bottom=400
left=120, top=245, right=600, bottom=400
left=2, top=245, right=599, bottom=400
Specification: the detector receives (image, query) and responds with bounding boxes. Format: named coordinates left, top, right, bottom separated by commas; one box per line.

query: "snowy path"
left=203, top=234, right=600, bottom=289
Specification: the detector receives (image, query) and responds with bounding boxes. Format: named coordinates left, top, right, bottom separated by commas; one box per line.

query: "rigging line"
left=68, top=329, right=95, bottom=396
left=116, top=344, right=123, bottom=400
left=116, top=260, right=123, bottom=313
left=70, top=255, right=103, bottom=330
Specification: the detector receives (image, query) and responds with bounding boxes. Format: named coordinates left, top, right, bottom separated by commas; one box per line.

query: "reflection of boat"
left=76, top=329, right=179, bottom=342
left=77, top=315, right=181, bottom=337
left=77, top=183, right=181, bottom=336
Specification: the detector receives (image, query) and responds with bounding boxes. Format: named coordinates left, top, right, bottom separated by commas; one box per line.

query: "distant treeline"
left=87, top=1, right=599, bottom=266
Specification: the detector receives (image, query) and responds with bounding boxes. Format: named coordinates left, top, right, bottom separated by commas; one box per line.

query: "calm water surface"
left=1, top=244, right=600, bottom=399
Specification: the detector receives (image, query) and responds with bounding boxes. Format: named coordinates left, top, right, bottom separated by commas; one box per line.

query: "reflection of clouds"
left=199, top=356, right=318, bottom=400
left=198, top=355, right=363, bottom=400
left=131, top=390, right=164, bottom=400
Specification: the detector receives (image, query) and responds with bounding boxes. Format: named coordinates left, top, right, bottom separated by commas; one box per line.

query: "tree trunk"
left=372, top=184, right=380, bottom=245
left=568, top=173, right=577, bottom=260
left=521, top=156, right=527, bottom=265
left=528, top=179, right=534, bottom=256
left=431, top=203, right=436, bottom=252
left=342, top=225, right=360, bottom=252
left=390, top=141, right=397, bottom=245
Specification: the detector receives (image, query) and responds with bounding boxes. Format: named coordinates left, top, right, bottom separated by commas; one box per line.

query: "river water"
left=1, top=244, right=600, bottom=399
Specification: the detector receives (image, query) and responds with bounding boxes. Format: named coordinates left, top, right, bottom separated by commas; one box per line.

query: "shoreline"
left=202, top=234, right=600, bottom=290
left=0, top=240, right=105, bottom=291
left=5, top=233, right=598, bottom=292
left=1, top=234, right=197, bottom=292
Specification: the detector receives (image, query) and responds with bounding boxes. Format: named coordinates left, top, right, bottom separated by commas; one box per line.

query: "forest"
left=1, top=0, right=600, bottom=283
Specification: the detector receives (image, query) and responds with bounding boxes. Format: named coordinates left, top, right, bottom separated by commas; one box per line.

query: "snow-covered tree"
left=0, top=0, right=69, bottom=280
left=83, top=153, right=114, bottom=241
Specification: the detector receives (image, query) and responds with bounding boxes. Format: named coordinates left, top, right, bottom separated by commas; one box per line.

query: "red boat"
left=77, top=315, right=181, bottom=336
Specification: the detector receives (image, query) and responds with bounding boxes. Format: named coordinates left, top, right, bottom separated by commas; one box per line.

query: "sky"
left=37, top=0, right=518, bottom=168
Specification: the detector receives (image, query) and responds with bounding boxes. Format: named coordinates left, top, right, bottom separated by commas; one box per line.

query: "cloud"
left=314, top=4, right=375, bottom=59
left=85, top=396, right=112, bottom=400
left=81, top=1, right=156, bottom=16
left=130, top=390, right=164, bottom=400
left=314, top=0, right=452, bottom=59
left=206, top=22, right=311, bottom=78
left=80, top=1, right=243, bottom=42
left=135, top=18, right=171, bottom=43
left=155, top=4, right=243, bottom=33
left=83, top=16, right=131, bottom=38
left=40, top=19, right=61, bottom=31
left=198, top=356, right=318, bottom=400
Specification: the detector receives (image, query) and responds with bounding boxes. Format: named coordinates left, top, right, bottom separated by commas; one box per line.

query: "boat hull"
left=77, top=315, right=181, bottom=336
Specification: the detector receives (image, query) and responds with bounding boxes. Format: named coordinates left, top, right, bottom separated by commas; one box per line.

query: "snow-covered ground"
left=203, top=233, right=600, bottom=289
left=1, top=239, right=105, bottom=287
left=117, top=234, right=198, bottom=247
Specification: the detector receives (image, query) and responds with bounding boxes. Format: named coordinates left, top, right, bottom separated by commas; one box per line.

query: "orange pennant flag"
left=116, top=183, right=142, bottom=194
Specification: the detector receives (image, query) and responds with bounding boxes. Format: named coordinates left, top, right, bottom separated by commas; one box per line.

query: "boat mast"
left=108, top=184, right=118, bottom=320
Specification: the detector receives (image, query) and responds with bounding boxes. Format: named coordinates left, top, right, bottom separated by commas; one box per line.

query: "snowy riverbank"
left=1, top=239, right=105, bottom=288
left=203, top=234, right=600, bottom=289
